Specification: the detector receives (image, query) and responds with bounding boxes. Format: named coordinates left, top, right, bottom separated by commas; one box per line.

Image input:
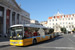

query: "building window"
left=53, top=23, right=54, bottom=25
left=56, top=19, right=57, bottom=21
left=54, top=16, right=55, bottom=18
left=56, top=23, right=57, bottom=25
left=50, top=20, right=51, bottom=21
left=68, top=18, right=70, bottom=20
left=69, top=23, right=70, bottom=24
left=72, top=14, right=74, bottom=16
left=71, top=18, right=73, bottom=20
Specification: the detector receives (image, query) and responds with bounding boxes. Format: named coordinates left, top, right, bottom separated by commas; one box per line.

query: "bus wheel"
left=33, top=39, right=37, bottom=44
left=50, top=36, right=52, bottom=39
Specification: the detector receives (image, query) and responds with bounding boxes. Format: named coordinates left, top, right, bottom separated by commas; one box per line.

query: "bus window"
left=38, top=28, right=45, bottom=36
left=10, top=26, right=23, bottom=38
left=43, top=28, right=49, bottom=35
left=46, top=29, right=49, bottom=34
left=24, top=27, right=33, bottom=37
left=24, top=27, right=29, bottom=37
left=49, top=29, right=54, bottom=34
left=32, top=28, right=40, bottom=36
left=33, top=30, right=38, bottom=36
left=24, top=27, right=40, bottom=37
left=28, top=27, right=32, bottom=37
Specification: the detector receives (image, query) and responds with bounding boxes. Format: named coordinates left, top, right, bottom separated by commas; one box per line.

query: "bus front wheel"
left=33, top=39, right=37, bottom=44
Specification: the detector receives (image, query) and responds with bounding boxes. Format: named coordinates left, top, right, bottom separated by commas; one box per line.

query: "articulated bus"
left=9, top=24, right=57, bottom=46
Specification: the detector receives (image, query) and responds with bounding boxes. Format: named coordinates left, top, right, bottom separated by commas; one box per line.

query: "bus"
left=9, top=24, right=57, bottom=46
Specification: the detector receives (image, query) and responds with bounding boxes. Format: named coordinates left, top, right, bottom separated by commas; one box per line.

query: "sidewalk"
left=0, top=37, right=9, bottom=42
left=0, top=37, right=9, bottom=47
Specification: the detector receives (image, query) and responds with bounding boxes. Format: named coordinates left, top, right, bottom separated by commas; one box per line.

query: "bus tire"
left=33, top=39, right=37, bottom=44
left=50, top=36, right=52, bottom=39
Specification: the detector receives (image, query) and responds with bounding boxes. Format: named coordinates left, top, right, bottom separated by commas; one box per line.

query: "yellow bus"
left=9, top=24, right=56, bottom=46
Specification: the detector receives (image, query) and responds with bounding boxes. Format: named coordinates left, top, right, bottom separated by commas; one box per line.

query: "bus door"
left=38, top=28, right=46, bottom=41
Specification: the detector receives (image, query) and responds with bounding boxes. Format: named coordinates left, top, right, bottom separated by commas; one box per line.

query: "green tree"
left=72, top=28, right=75, bottom=32
left=61, top=27, right=66, bottom=34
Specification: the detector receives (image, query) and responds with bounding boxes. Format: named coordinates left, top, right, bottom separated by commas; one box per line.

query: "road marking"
left=68, top=38, right=75, bottom=44
left=55, top=47, right=75, bottom=49
left=29, top=46, right=75, bottom=49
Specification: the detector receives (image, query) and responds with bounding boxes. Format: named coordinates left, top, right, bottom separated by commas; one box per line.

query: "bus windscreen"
left=10, top=26, right=23, bottom=39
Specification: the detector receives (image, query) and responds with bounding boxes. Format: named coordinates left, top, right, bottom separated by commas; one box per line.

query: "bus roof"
left=10, top=24, right=23, bottom=27
left=10, top=24, right=49, bottom=28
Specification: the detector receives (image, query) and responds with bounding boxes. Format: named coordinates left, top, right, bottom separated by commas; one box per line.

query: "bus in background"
left=9, top=24, right=56, bottom=46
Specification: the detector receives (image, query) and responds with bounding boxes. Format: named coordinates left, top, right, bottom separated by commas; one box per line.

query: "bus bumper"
left=10, top=40, right=24, bottom=46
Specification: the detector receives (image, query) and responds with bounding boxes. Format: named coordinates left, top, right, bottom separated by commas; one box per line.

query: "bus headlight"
left=19, top=42, right=22, bottom=44
left=11, top=42, right=17, bottom=44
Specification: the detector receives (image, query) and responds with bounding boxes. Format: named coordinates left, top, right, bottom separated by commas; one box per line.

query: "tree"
left=72, top=28, right=75, bottom=33
left=61, top=27, right=66, bottom=34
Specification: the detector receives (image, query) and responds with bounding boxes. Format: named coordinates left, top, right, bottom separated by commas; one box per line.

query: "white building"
left=30, top=20, right=40, bottom=25
left=47, top=12, right=75, bottom=32
left=0, top=0, right=30, bottom=36
left=40, top=21, right=47, bottom=27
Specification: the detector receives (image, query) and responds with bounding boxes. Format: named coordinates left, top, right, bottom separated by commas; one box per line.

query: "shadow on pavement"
left=20, top=36, right=63, bottom=47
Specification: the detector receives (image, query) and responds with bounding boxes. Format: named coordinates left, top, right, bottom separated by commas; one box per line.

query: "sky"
left=16, top=0, right=75, bottom=22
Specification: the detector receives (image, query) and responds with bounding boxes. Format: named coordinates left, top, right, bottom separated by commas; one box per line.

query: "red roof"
left=48, top=14, right=72, bottom=19
left=48, top=17, right=52, bottom=19
left=57, top=16, right=60, bottom=18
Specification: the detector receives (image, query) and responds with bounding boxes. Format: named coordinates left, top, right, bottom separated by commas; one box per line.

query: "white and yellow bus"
left=9, top=24, right=56, bottom=46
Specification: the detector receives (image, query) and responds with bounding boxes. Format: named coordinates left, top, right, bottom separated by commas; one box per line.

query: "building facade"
left=47, top=12, right=75, bottom=32
left=40, top=21, right=47, bottom=27
left=30, top=20, right=40, bottom=25
left=0, top=0, right=30, bottom=36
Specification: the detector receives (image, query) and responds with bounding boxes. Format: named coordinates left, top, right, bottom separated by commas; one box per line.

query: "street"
left=1, top=34, right=75, bottom=50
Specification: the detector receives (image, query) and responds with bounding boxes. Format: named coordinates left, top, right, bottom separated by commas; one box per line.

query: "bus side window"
left=33, top=28, right=40, bottom=36
left=33, top=30, right=38, bottom=36
left=37, top=32, right=40, bottom=36
left=49, top=29, right=54, bottom=34
left=43, top=28, right=48, bottom=35
left=37, top=28, right=40, bottom=36
left=24, top=27, right=29, bottom=38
